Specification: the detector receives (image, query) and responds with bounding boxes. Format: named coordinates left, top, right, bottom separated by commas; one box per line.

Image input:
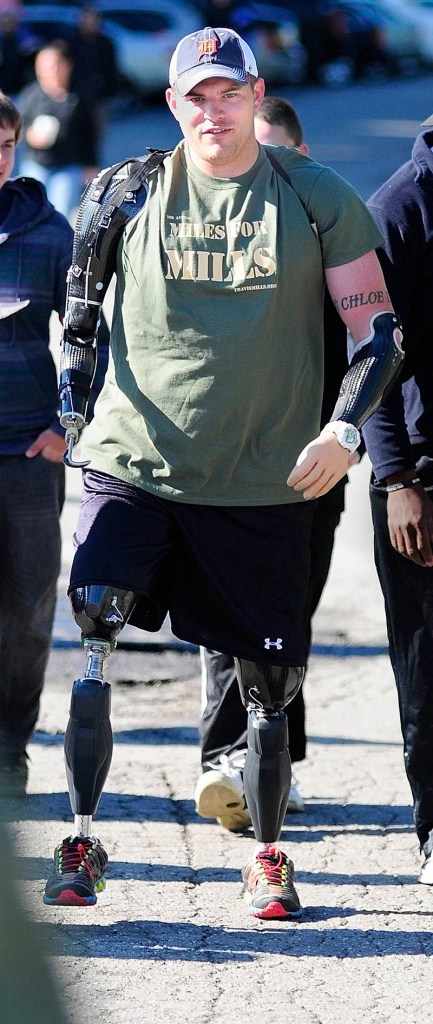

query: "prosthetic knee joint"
left=65, top=585, right=137, bottom=834
left=235, top=658, right=305, bottom=843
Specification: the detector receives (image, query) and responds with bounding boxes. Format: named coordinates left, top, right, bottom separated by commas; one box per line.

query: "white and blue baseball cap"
left=169, top=27, right=258, bottom=96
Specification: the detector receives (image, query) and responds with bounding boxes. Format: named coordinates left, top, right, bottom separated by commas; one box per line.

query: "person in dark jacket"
left=0, top=91, right=73, bottom=795
left=363, top=116, right=433, bottom=886
left=70, top=7, right=119, bottom=164
left=17, top=39, right=98, bottom=220
left=0, top=5, right=33, bottom=97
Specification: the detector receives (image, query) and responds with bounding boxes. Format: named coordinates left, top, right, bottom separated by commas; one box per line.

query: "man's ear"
left=166, top=87, right=178, bottom=119
left=253, top=77, right=265, bottom=112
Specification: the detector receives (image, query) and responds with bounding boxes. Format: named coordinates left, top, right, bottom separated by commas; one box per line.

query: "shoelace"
left=56, top=839, right=98, bottom=877
left=207, top=750, right=247, bottom=777
left=256, top=847, right=288, bottom=885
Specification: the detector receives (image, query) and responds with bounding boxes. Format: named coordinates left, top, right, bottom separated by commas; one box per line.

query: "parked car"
left=341, top=0, right=424, bottom=75
left=230, top=2, right=307, bottom=84
left=288, top=0, right=423, bottom=85
left=396, top=0, right=433, bottom=67
left=96, top=0, right=202, bottom=95
left=20, top=0, right=203, bottom=97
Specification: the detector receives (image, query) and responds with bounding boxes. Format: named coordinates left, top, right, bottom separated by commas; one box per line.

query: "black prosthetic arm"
left=235, top=659, right=305, bottom=843
left=329, top=311, right=404, bottom=430
left=58, top=151, right=169, bottom=467
left=59, top=338, right=98, bottom=467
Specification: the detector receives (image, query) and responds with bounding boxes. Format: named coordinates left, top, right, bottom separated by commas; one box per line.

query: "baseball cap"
left=169, top=27, right=259, bottom=97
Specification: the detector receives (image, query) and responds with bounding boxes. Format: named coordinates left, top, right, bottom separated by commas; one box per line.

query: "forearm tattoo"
left=338, top=288, right=391, bottom=312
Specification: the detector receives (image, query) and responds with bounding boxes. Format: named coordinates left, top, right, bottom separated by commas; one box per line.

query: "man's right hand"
left=387, top=484, right=433, bottom=567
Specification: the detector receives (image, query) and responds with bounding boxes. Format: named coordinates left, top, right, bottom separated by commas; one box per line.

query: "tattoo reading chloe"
left=340, top=289, right=390, bottom=311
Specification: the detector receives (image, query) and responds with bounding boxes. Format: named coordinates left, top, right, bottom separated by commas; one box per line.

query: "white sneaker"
left=194, top=750, right=252, bottom=832
left=287, top=776, right=305, bottom=813
left=419, top=829, right=433, bottom=884
left=419, top=854, right=433, bottom=885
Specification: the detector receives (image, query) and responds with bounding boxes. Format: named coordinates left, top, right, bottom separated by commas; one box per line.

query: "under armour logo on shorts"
left=264, top=637, right=283, bottom=650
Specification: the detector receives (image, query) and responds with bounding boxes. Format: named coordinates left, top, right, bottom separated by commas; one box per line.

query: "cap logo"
left=198, top=38, right=218, bottom=58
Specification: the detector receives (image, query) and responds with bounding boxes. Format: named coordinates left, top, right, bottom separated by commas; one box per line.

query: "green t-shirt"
left=82, top=141, right=383, bottom=505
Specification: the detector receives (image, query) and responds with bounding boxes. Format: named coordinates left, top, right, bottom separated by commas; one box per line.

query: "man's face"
left=35, top=49, right=72, bottom=95
left=0, top=125, right=16, bottom=189
left=254, top=115, right=309, bottom=155
left=166, top=75, right=265, bottom=177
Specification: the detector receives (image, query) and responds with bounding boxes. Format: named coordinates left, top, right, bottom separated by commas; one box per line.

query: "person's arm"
left=58, top=156, right=154, bottom=465
left=325, top=249, right=394, bottom=341
left=362, top=201, right=433, bottom=566
left=288, top=250, right=403, bottom=499
left=26, top=219, right=73, bottom=463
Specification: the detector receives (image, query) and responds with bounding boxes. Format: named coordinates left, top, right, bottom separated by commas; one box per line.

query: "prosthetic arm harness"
left=58, top=149, right=170, bottom=467
left=327, top=310, right=404, bottom=430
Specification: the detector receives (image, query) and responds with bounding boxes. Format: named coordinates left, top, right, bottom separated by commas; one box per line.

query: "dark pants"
left=0, top=455, right=65, bottom=752
left=200, top=481, right=346, bottom=766
left=370, top=471, right=433, bottom=847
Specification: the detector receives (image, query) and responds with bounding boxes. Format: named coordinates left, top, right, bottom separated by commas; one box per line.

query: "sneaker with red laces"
left=43, top=835, right=108, bottom=907
left=242, top=846, right=302, bottom=919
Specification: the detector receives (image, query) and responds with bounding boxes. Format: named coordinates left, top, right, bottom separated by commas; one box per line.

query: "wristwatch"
left=321, top=420, right=361, bottom=453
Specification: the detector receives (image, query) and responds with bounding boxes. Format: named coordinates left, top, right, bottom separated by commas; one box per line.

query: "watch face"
left=343, top=426, right=359, bottom=445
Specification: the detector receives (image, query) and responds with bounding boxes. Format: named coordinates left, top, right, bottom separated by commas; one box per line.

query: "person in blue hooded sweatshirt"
left=0, top=90, right=110, bottom=797
left=0, top=90, right=73, bottom=796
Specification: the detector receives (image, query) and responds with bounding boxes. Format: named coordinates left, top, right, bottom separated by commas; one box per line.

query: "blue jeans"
left=19, top=158, right=86, bottom=220
left=370, top=462, right=433, bottom=846
left=0, top=454, right=65, bottom=752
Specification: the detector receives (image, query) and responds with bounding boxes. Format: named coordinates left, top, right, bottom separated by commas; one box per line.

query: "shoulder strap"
left=265, top=147, right=293, bottom=187
left=266, top=148, right=313, bottom=225
left=91, top=147, right=172, bottom=206
left=72, top=148, right=173, bottom=273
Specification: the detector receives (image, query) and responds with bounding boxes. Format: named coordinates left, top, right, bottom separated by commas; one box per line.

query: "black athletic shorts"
left=69, top=470, right=315, bottom=665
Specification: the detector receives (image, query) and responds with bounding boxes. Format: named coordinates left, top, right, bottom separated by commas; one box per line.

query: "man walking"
left=43, top=27, right=402, bottom=919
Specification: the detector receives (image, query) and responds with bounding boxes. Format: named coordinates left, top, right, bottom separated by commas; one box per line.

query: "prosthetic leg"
left=44, top=584, right=140, bottom=906
left=236, top=658, right=305, bottom=919
left=65, top=584, right=138, bottom=838
left=235, top=658, right=304, bottom=843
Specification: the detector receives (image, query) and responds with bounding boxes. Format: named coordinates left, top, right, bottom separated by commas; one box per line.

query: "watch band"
left=386, top=477, right=421, bottom=493
left=320, top=420, right=361, bottom=452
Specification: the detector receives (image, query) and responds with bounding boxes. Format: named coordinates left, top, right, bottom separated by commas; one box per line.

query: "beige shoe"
left=419, top=829, right=433, bottom=884
left=194, top=752, right=251, bottom=832
left=287, top=777, right=305, bottom=813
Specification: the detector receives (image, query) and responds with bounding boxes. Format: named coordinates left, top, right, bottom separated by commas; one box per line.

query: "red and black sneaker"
left=43, top=835, right=108, bottom=907
left=242, top=845, right=302, bottom=920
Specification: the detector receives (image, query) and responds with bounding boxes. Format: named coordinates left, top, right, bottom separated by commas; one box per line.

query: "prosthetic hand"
left=288, top=311, right=404, bottom=498
left=59, top=336, right=98, bottom=468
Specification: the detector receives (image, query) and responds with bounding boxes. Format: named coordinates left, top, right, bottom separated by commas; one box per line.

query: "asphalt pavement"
left=4, top=457, right=433, bottom=1024
left=5, top=75, right=433, bottom=1024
